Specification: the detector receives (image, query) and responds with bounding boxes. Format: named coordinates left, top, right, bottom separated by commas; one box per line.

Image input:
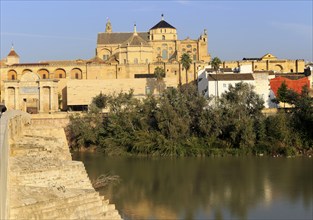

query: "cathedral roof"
left=150, top=20, right=176, bottom=30
left=97, top=32, right=149, bottom=45
left=121, top=33, right=149, bottom=47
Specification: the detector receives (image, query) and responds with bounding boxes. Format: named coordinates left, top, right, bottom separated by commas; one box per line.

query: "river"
left=72, top=153, right=312, bottom=220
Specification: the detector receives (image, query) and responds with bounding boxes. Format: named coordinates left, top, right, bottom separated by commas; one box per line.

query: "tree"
left=180, top=53, right=192, bottom=84
left=92, top=92, right=108, bottom=109
left=276, top=81, right=300, bottom=108
left=210, top=57, right=222, bottom=99
left=277, top=81, right=288, bottom=108
left=218, top=82, right=264, bottom=149
left=154, top=67, right=166, bottom=94
left=211, top=57, right=221, bottom=72
left=154, top=66, right=165, bottom=80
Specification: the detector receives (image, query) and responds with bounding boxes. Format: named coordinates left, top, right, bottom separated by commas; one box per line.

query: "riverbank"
left=66, top=84, right=312, bottom=158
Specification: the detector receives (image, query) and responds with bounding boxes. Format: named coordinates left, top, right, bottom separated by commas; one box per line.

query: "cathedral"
left=96, top=15, right=211, bottom=64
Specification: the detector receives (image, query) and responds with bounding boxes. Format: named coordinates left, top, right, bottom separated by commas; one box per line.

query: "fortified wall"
left=0, top=110, right=121, bottom=219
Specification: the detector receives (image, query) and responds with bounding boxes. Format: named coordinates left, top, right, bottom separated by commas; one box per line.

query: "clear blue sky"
left=1, top=0, right=312, bottom=63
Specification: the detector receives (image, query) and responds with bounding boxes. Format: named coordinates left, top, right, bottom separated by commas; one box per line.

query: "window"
left=193, top=48, right=197, bottom=52
left=12, top=75, right=15, bottom=80
left=162, top=49, right=168, bottom=60
left=103, top=55, right=109, bottom=61
left=59, top=74, right=62, bottom=78
left=43, top=74, right=46, bottom=79
left=75, top=73, right=79, bottom=79
left=162, top=35, right=165, bottom=40
left=290, top=69, right=293, bottom=73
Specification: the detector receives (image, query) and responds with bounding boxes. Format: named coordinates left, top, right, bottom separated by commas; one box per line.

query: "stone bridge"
left=0, top=110, right=121, bottom=219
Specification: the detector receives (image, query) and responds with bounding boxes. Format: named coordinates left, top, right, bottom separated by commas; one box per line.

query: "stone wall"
left=1, top=110, right=121, bottom=219
left=0, top=110, right=31, bottom=219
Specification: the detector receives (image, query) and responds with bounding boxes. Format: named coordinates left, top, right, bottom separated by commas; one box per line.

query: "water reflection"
left=73, top=153, right=313, bottom=220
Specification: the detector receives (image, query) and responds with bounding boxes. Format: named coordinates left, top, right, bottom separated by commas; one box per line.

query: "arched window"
left=162, top=35, right=165, bottom=40
left=70, top=68, right=82, bottom=79
left=54, top=68, right=66, bottom=79
left=162, top=49, right=168, bottom=60
left=37, top=69, right=49, bottom=79
left=8, top=70, right=17, bottom=80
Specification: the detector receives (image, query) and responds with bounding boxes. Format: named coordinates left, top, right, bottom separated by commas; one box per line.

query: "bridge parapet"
left=0, top=110, right=31, bottom=219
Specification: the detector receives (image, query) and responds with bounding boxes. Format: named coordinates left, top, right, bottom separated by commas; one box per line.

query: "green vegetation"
left=180, top=53, right=192, bottom=83
left=211, top=57, right=222, bottom=71
left=66, top=82, right=313, bottom=157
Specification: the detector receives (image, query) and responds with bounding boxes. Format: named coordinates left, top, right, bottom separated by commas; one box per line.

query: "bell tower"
left=105, top=18, right=112, bottom=33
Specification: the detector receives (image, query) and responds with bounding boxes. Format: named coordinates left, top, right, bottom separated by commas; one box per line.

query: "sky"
left=0, top=0, right=312, bottom=63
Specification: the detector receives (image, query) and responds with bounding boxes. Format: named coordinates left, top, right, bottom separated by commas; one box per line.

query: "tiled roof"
left=11, top=63, right=49, bottom=66
left=7, top=49, right=19, bottom=57
left=89, top=56, right=106, bottom=63
left=150, top=20, right=176, bottom=30
left=121, top=33, right=149, bottom=47
left=207, top=73, right=254, bottom=81
left=205, top=68, right=233, bottom=72
left=242, top=58, right=261, bottom=61
left=275, top=74, right=306, bottom=80
left=97, top=32, right=149, bottom=44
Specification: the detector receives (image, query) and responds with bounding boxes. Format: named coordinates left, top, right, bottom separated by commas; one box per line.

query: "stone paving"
left=9, top=124, right=121, bottom=219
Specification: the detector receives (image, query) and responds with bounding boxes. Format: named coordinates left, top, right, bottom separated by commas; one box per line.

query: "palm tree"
left=211, top=57, right=221, bottom=72
left=154, top=67, right=166, bottom=94
left=180, top=53, right=192, bottom=84
left=210, top=57, right=222, bottom=100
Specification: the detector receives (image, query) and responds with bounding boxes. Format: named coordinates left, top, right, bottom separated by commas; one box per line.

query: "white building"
left=197, top=70, right=276, bottom=108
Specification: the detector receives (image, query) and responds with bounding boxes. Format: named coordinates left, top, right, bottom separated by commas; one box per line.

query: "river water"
left=72, top=153, right=312, bottom=220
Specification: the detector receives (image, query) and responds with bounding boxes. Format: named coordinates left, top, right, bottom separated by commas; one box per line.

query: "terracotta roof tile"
left=97, top=32, right=149, bottom=45
left=7, top=49, right=19, bottom=57
left=121, top=33, right=149, bottom=47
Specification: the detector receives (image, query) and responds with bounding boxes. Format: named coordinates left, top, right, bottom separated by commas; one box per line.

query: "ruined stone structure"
left=0, top=110, right=121, bottom=219
left=4, top=71, right=58, bottom=113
